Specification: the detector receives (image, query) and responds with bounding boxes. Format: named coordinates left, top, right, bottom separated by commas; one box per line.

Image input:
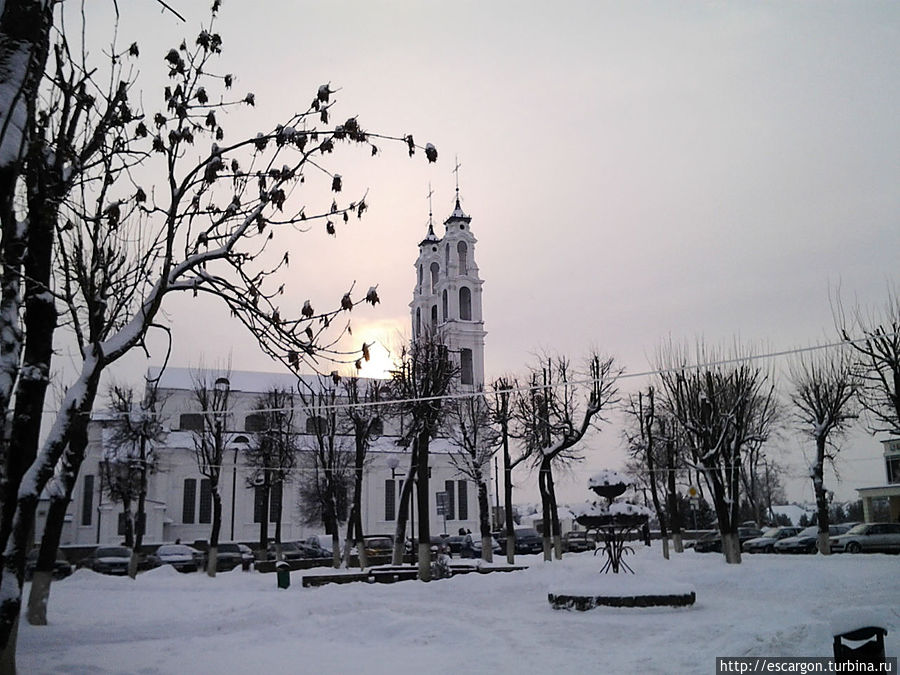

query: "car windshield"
left=567, top=532, right=586, bottom=540
left=97, top=547, right=130, bottom=557
left=797, top=526, right=818, bottom=538
left=760, top=528, right=781, bottom=538
left=845, top=524, right=869, bottom=535
left=218, top=544, right=240, bottom=553
left=366, top=538, right=391, bottom=548
left=515, top=529, right=539, bottom=538
left=157, top=545, right=193, bottom=556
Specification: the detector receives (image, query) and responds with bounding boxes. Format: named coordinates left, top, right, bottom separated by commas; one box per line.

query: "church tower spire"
left=410, top=168, right=486, bottom=390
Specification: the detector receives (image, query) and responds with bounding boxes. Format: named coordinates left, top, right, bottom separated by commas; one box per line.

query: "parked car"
left=78, top=546, right=132, bottom=575
left=459, top=532, right=502, bottom=558
left=693, top=527, right=763, bottom=553
left=741, top=527, right=801, bottom=553
left=445, top=535, right=466, bottom=555
left=304, top=534, right=338, bottom=558
left=267, top=541, right=322, bottom=562
left=774, top=524, right=851, bottom=554
left=830, top=523, right=900, bottom=553
left=562, top=531, right=594, bottom=553
left=154, top=544, right=203, bottom=572
left=24, top=549, right=73, bottom=581
left=216, top=542, right=253, bottom=570
left=512, top=528, right=543, bottom=555
left=363, top=535, right=394, bottom=558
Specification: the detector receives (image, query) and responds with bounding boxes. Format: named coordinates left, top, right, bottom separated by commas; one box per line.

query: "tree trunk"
left=26, top=493, right=68, bottom=626
left=547, top=466, right=562, bottom=560
left=503, top=440, right=516, bottom=564
left=722, top=532, right=741, bottom=564
left=538, top=457, right=552, bottom=562
left=812, top=437, right=831, bottom=555
left=646, top=435, right=668, bottom=560
left=477, top=479, right=492, bottom=563
left=257, top=484, right=269, bottom=558
left=206, top=487, right=222, bottom=577
left=665, top=439, right=684, bottom=553
left=121, top=500, right=134, bottom=549
left=392, top=467, right=416, bottom=565
left=416, top=432, right=431, bottom=581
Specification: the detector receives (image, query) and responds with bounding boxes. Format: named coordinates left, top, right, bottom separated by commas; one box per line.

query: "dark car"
left=445, top=535, right=466, bottom=555
left=79, top=546, right=132, bottom=575
left=363, top=535, right=394, bottom=558
left=562, top=531, right=593, bottom=553
left=512, top=528, right=543, bottom=555
left=25, top=549, right=73, bottom=581
left=154, top=544, right=203, bottom=573
left=693, top=527, right=763, bottom=553
left=774, top=524, right=851, bottom=554
left=267, top=541, right=319, bottom=562
left=459, top=532, right=502, bottom=558
left=217, top=542, right=253, bottom=570
left=830, top=523, right=900, bottom=553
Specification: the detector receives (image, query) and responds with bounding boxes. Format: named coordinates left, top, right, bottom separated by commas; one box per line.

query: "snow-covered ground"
left=20, top=546, right=899, bottom=674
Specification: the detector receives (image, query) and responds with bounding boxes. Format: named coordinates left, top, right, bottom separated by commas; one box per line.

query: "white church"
left=47, top=192, right=492, bottom=550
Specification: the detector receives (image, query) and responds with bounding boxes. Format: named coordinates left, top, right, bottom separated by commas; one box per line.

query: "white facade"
left=52, top=368, right=490, bottom=548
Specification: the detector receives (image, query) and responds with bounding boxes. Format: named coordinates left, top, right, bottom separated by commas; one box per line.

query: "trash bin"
left=276, top=561, right=290, bottom=589
left=833, top=626, right=887, bottom=664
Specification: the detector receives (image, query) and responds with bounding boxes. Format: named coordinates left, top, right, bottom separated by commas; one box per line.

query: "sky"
left=68, top=1, right=900, bottom=505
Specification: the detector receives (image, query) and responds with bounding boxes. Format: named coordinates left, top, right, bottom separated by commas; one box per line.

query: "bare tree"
left=190, top=369, right=234, bottom=576
left=516, top=353, right=621, bottom=561
left=656, top=342, right=778, bottom=564
left=788, top=347, right=859, bottom=554
left=299, top=378, right=351, bottom=568
left=489, top=377, right=530, bottom=563
left=388, top=332, right=456, bottom=579
left=341, top=377, right=384, bottom=569
left=0, top=5, right=436, bottom=663
left=447, top=393, right=498, bottom=562
left=244, top=387, right=299, bottom=559
left=838, top=288, right=900, bottom=436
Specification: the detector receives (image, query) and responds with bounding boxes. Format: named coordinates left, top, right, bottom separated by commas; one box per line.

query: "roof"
left=443, top=197, right=471, bottom=224
left=147, top=366, right=387, bottom=394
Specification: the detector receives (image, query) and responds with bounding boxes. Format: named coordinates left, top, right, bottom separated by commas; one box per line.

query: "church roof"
left=444, top=197, right=471, bottom=224
left=419, top=221, right=440, bottom=247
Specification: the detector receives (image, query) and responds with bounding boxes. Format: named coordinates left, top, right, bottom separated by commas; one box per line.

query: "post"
left=230, top=444, right=238, bottom=541
left=494, top=455, right=501, bottom=530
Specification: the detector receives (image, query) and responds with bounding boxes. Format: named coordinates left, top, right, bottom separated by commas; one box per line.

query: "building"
left=856, top=438, right=900, bottom=523
left=49, top=193, right=491, bottom=549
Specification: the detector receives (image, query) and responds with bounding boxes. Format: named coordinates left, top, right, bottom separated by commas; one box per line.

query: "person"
left=458, top=527, right=466, bottom=536
left=641, top=523, right=651, bottom=547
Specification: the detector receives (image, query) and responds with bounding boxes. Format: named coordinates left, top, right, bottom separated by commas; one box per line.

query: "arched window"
left=457, top=241, right=468, bottom=275
left=415, top=307, right=421, bottom=337
left=431, top=304, right=438, bottom=329
left=417, top=264, right=423, bottom=291
left=459, top=286, right=472, bottom=321
left=445, top=243, right=450, bottom=270
left=442, top=289, right=448, bottom=321
left=460, top=348, right=474, bottom=385
left=306, top=416, right=328, bottom=435
left=244, top=413, right=267, bottom=432
left=430, top=262, right=439, bottom=293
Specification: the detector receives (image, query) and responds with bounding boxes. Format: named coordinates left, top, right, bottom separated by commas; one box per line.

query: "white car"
left=154, top=544, right=203, bottom=572
left=830, top=523, right=900, bottom=553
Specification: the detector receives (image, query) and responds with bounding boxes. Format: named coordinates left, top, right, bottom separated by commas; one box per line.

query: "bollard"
left=276, top=561, right=291, bottom=589
left=833, top=626, right=887, bottom=665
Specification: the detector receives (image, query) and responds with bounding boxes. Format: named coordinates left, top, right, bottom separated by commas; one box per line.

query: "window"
left=430, top=262, right=439, bottom=293
left=198, top=479, right=212, bottom=524
left=385, top=480, right=396, bottom=521
left=182, top=478, right=196, bottom=524
left=444, top=480, right=456, bottom=520
left=457, top=480, right=468, bottom=520
left=269, top=482, right=283, bottom=522
left=431, top=305, right=438, bottom=329
left=415, top=307, right=421, bottom=337
left=81, top=475, right=94, bottom=526
left=306, top=416, right=328, bottom=434
left=442, top=289, right=448, bottom=321
left=253, top=484, right=267, bottom=524
left=445, top=242, right=449, bottom=269
left=417, top=264, right=422, bottom=291
left=459, top=286, right=472, bottom=320
left=180, top=413, right=204, bottom=432
left=245, top=413, right=267, bottom=432
left=457, top=241, right=468, bottom=274
left=887, top=455, right=900, bottom=484
left=370, top=417, right=384, bottom=435
left=460, top=348, right=474, bottom=385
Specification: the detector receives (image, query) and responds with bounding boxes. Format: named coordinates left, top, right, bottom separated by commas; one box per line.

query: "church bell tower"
left=410, top=182, right=486, bottom=390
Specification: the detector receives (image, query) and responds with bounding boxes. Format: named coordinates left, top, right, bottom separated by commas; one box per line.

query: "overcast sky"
left=75, top=1, right=900, bottom=506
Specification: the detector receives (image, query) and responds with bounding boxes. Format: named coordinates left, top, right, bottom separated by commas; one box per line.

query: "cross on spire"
left=425, top=182, right=435, bottom=238
left=453, top=155, right=462, bottom=199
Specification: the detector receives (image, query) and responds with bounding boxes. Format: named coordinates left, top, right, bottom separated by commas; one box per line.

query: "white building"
left=50, top=193, right=491, bottom=549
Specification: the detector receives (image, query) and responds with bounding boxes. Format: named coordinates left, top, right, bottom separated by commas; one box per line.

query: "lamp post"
left=230, top=438, right=248, bottom=541
left=386, top=457, right=410, bottom=561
